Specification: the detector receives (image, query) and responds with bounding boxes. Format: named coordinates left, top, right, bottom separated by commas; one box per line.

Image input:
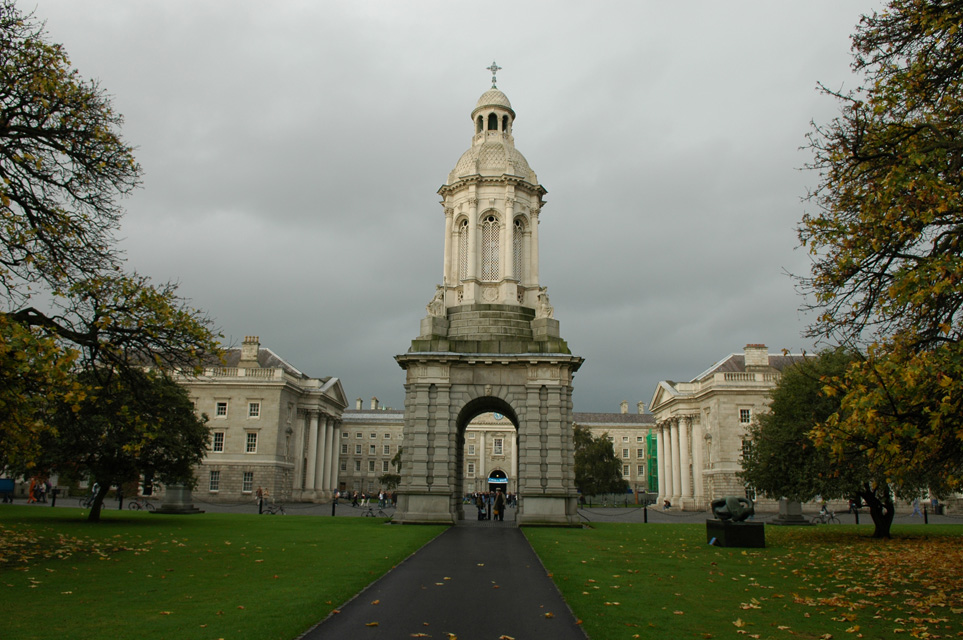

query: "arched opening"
left=502, top=114, right=509, bottom=133
left=476, top=115, right=483, bottom=134
left=456, top=397, right=519, bottom=522
left=481, top=214, right=499, bottom=281
left=487, top=112, right=498, bottom=131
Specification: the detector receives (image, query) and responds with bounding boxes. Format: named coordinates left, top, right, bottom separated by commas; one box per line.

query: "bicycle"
left=127, top=497, right=156, bottom=511
left=811, top=509, right=840, bottom=525
left=363, top=506, right=390, bottom=517
left=263, top=500, right=285, bottom=515
left=78, top=495, right=99, bottom=509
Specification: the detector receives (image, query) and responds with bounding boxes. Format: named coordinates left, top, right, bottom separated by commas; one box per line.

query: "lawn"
left=0, top=506, right=444, bottom=640
left=525, top=522, right=963, bottom=640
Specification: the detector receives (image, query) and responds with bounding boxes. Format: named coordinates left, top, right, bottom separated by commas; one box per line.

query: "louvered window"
left=458, top=219, right=469, bottom=280
left=482, top=216, right=499, bottom=281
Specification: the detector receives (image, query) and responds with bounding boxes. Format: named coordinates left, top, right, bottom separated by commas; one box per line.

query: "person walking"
left=494, top=489, right=506, bottom=522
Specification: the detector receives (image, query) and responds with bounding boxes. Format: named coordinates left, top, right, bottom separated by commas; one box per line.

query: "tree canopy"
left=800, top=0, right=963, bottom=502
left=0, top=1, right=220, bottom=480
left=573, top=425, right=627, bottom=497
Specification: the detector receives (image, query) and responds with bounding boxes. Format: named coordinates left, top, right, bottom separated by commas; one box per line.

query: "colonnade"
left=293, top=410, right=341, bottom=500
left=655, top=415, right=706, bottom=510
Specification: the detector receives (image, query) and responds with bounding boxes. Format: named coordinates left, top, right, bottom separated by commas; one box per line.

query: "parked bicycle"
left=263, top=500, right=285, bottom=515
left=78, top=495, right=99, bottom=509
left=811, top=509, right=840, bottom=525
left=127, top=497, right=156, bottom=511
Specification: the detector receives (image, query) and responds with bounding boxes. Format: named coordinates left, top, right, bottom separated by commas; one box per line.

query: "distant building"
left=649, top=343, right=805, bottom=510
left=177, top=336, right=347, bottom=503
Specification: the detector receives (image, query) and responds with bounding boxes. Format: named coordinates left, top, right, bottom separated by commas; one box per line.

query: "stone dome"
left=473, top=89, right=514, bottom=118
left=447, top=141, right=537, bottom=185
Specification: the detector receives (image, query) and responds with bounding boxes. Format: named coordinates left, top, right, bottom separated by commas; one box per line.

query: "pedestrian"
left=494, top=488, right=506, bottom=521
left=912, top=498, right=922, bottom=517
left=475, top=492, right=486, bottom=520
left=256, top=486, right=264, bottom=514
left=663, top=499, right=671, bottom=511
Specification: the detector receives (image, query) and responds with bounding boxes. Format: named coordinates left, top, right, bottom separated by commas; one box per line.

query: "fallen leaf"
left=545, top=612, right=554, bottom=618
left=366, top=622, right=379, bottom=627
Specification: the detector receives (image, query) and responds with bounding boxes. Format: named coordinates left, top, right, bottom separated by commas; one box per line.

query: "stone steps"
left=447, top=306, right=534, bottom=341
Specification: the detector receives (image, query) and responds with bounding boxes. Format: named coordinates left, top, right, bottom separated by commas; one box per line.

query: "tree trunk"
left=859, top=484, right=895, bottom=539
left=86, top=483, right=111, bottom=523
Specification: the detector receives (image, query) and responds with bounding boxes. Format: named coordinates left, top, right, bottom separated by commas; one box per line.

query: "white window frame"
left=383, top=433, right=391, bottom=439
left=215, top=401, right=228, bottom=418
left=245, top=432, right=257, bottom=454
left=242, top=471, right=254, bottom=493
left=212, top=431, right=225, bottom=453
left=209, top=470, right=220, bottom=492
left=467, top=444, right=476, bottom=456
left=622, top=448, right=629, bottom=459
left=493, top=438, right=503, bottom=455
left=622, top=464, right=630, bottom=477
left=355, top=444, right=362, bottom=455
left=248, top=402, right=260, bottom=418
left=467, top=462, right=475, bottom=474
left=383, top=444, right=390, bottom=455
left=354, top=460, right=361, bottom=471
left=739, top=408, right=752, bottom=424
left=341, top=443, right=348, bottom=455
left=382, top=460, right=389, bottom=472
left=369, top=444, right=376, bottom=455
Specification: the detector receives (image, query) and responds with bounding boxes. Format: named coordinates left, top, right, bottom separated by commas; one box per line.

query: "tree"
left=799, top=0, right=963, bottom=505
left=0, top=2, right=220, bottom=475
left=378, top=446, right=403, bottom=491
left=573, top=425, right=627, bottom=498
left=38, top=368, right=210, bottom=522
left=742, top=349, right=907, bottom=538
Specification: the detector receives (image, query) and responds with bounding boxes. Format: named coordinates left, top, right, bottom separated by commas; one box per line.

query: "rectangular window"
left=622, top=464, right=630, bottom=477
left=368, top=460, right=375, bottom=472
left=383, top=444, right=390, bottom=455
left=248, top=402, right=260, bottom=418
left=637, top=436, right=644, bottom=442
left=467, top=462, right=475, bottom=474
left=739, top=408, right=752, bottom=424
left=356, top=432, right=362, bottom=439
left=741, top=439, right=753, bottom=461
left=369, top=444, right=376, bottom=455
left=469, top=432, right=476, bottom=440
left=493, top=438, right=503, bottom=455
left=382, top=460, right=389, bottom=472
left=354, top=460, right=361, bottom=471
left=216, top=401, right=228, bottom=417
left=212, top=432, right=224, bottom=452
left=467, top=444, right=476, bottom=456
left=342, top=431, right=348, bottom=438
left=245, top=432, right=257, bottom=453
left=370, top=432, right=376, bottom=439
left=355, top=444, right=362, bottom=455
left=637, top=449, right=644, bottom=459
left=340, top=460, right=346, bottom=471
left=637, top=465, right=645, bottom=476
left=622, top=448, right=629, bottom=459
left=242, top=471, right=253, bottom=493
left=384, top=432, right=391, bottom=439
left=341, top=443, right=348, bottom=455
left=209, top=470, right=220, bottom=492
left=622, top=436, right=629, bottom=443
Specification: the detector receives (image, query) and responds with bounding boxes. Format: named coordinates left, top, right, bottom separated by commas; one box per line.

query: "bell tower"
left=395, top=64, right=583, bottom=525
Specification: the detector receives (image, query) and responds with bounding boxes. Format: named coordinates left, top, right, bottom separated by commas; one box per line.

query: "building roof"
left=474, top=88, right=512, bottom=113
left=691, top=353, right=806, bottom=382
left=219, top=347, right=311, bottom=380
left=574, top=412, right=655, bottom=426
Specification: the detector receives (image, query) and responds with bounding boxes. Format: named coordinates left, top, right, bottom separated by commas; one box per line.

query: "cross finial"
left=486, top=60, right=502, bottom=88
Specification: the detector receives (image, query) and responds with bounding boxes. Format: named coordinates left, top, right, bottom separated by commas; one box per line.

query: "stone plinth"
left=152, top=484, right=204, bottom=515
left=768, top=498, right=813, bottom=526
left=706, top=519, right=765, bottom=548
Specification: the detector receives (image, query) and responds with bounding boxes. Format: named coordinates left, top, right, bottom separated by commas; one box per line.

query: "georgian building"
left=177, top=336, right=347, bottom=502
left=649, top=343, right=805, bottom=510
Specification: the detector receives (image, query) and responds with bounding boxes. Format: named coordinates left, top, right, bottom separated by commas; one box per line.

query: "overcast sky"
left=33, top=1, right=883, bottom=413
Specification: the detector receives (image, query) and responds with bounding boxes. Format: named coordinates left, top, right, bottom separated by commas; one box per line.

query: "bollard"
left=332, top=501, right=336, bottom=517
left=854, top=509, right=859, bottom=525
left=924, top=505, right=929, bottom=524
left=643, top=504, right=648, bottom=523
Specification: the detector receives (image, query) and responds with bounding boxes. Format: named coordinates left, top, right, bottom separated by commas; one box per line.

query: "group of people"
left=471, top=489, right=514, bottom=521
left=26, top=477, right=51, bottom=503
left=335, top=490, right=396, bottom=509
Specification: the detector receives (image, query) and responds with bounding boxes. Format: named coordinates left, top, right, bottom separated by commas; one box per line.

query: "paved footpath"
left=299, top=519, right=588, bottom=640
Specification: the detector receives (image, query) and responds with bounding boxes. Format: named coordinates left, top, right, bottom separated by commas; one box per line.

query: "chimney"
left=356, top=398, right=363, bottom=410
left=239, top=336, right=260, bottom=368
left=637, top=401, right=645, bottom=415
left=620, top=400, right=628, bottom=414
left=370, top=396, right=379, bottom=411
left=744, top=344, right=769, bottom=369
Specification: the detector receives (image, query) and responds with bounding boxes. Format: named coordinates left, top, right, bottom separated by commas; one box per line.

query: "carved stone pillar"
left=305, top=411, right=319, bottom=493
left=656, top=423, right=667, bottom=502
left=679, top=416, right=691, bottom=501
left=326, top=422, right=340, bottom=493
left=670, top=419, right=682, bottom=502
left=691, top=417, right=705, bottom=502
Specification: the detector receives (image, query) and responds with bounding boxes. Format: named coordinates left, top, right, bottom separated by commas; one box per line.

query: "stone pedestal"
left=768, top=498, right=813, bottom=526
left=706, top=519, right=765, bottom=548
left=152, top=484, right=204, bottom=515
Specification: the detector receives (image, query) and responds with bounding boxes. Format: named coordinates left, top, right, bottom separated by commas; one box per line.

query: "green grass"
left=526, top=522, right=963, bottom=639
left=0, top=506, right=444, bottom=640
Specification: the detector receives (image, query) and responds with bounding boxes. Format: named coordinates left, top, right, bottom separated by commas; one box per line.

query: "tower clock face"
left=493, top=412, right=504, bottom=420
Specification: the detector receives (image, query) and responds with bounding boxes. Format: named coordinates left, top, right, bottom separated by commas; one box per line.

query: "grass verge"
left=525, top=522, right=963, bottom=639
left=0, top=506, right=444, bottom=640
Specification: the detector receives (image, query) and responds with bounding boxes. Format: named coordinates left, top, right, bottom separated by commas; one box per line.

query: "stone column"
left=510, top=430, right=518, bottom=493
left=691, top=417, right=705, bottom=503
left=530, top=206, right=540, bottom=286
left=443, top=206, right=453, bottom=286
left=466, top=197, right=478, bottom=281
left=656, top=424, right=667, bottom=502
left=679, top=416, right=691, bottom=504
left=670, top=419, right=682, bottom=502
left=304, top=411, right=319, bottom=493
left=502, top=197, right=514, bottom=281
left=314, top=416, right=328, bottom=494
left=326, top=422, right=341, bottom=493
left=322, top=416, right=336, bottom=493
left=292, top=418, right=306, bottom=492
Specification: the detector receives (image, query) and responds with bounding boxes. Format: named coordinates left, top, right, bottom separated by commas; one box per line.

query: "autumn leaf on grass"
left=366, top=622, right=379, bottom=627
left=733, top=618, right=746, bottom=628
left=544, top=612, right=554, bottom=618
left=673, top=610, right=684, bottom=615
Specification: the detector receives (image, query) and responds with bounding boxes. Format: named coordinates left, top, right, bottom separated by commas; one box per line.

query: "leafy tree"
left=378, top=446, right=403, bottom=491
left=742, top=349, right=906, bottom=538
left=38, top=368, right=210, bottom=522
left=573, top=425, right=627, bottom=497
left=799, top=0, right=963, bottom=505
left=0, top=2, right=220, bottom=475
